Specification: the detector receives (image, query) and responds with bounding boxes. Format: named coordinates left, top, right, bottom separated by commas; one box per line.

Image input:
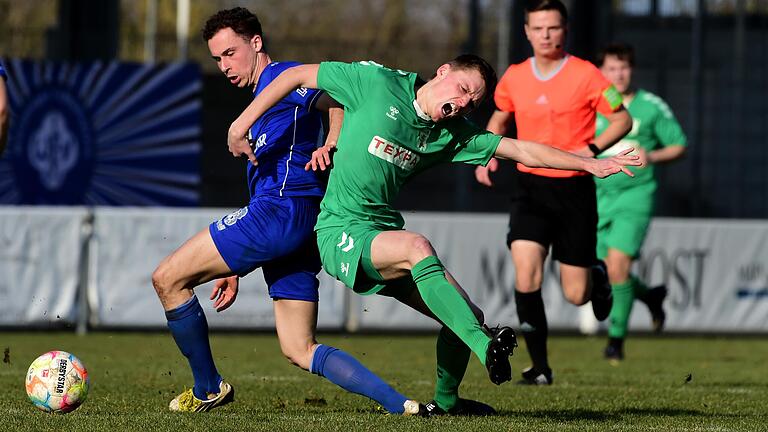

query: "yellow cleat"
left=169, top=380, right=234, bottom=412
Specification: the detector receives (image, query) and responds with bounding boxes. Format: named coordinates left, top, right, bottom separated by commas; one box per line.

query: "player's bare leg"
left=274, top=298, right=424, bottom=415
left=559, top=264, right=591, bottom=305
left=153, top=228, right=234, bottom=411
left=152, top=228, right=234, bottom=311
left=510, top=240, right=552, bottom=385
left=273, top=299, right=318, bottom=370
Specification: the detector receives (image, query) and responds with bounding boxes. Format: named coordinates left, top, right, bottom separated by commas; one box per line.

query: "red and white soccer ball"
left=25, top=350, right=90, bottom=413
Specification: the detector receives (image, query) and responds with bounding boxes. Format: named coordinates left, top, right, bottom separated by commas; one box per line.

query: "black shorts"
left=506, top=170, right=598, bottom=267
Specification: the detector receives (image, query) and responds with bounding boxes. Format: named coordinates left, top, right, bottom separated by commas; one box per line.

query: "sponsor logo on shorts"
left=368, top=136, right=419, bottom=170
left=296, top=87, right=309, bottom=97
left=337, top=232, right=355, bottom=252
left=216, top=207, right=248, bottom=231
left=337, top=232, right=355, bottom=276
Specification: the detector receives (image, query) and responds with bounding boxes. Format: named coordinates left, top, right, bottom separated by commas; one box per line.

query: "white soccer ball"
left=25, top=350, right=90, bottom=413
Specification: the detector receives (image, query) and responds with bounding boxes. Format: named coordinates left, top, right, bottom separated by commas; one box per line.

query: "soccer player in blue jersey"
left=151, top=7, right=423, bottom=415
left=0, top=62, right=8, bottom=155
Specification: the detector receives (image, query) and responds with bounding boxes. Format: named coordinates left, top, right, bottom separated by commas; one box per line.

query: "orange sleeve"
left=493, top=66, right=516, bottom=113
left=584, top=64, right=623, bottom=115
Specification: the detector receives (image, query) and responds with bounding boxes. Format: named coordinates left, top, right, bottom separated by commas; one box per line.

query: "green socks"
left=433, top=327, right=470, bottom=411
left=631, top=274, right=649, bottom=299
left=608, top=278, right=635, bottom=338
left=411, top=256, right=490, bottom=365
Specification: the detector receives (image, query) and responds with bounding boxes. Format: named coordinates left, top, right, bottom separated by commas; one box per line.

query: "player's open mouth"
left=441, top=102, right=456, bottom=117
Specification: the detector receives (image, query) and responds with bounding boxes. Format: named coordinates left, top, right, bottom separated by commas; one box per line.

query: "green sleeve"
left=653, top=100, right=687, bottom=147
left=317, top=61, right=381, bottom=112
left=446, top=119, right=503, bottom=166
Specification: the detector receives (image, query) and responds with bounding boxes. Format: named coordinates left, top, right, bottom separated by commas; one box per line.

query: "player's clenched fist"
left=228, top=120, right=258, bottom=165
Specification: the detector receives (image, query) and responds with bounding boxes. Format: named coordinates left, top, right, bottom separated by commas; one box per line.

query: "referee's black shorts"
left=506, top=170, right=598, bottom=267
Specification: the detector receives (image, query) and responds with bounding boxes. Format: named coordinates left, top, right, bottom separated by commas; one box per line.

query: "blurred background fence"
left=2, top=207, right=766, bottom=333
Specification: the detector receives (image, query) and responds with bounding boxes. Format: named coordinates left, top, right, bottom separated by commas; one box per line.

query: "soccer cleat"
left=604, top=337, right=625, bottom=363
left=168, top=380, right=234, bottom=412
left=516, top=366, right=553, bottom=385
left=484, top=325, right=518, bottom=385
left=590, top=261, right=613, bottom=321
left=402, top=399, right=428, bottom=416
left=639, top=285, right=667, bottom=333
left=423, top=398, right=497, bottom=416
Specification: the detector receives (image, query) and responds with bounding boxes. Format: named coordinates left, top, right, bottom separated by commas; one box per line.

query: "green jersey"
left=595, top=89, right=686, bottom=190
left=315, top=61, right=501, bottom=231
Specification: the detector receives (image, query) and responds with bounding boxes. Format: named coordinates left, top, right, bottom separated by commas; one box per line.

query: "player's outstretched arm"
left=494, top=137, right=641, bottom=178
left=475, top=110, right=514, bottom=187
left=647, top=144, right=686, bottom=164
left=228, top=64, right=322, bottom=165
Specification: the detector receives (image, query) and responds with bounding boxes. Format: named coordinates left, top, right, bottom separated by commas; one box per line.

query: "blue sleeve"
left=283, top=86, right=323, bottom=112
left=0, top=63, right=6, bottom=80
left=262, top=63, right=322, bottom=112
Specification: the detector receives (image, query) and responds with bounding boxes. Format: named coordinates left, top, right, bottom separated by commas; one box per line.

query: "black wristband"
left=588, top=143, right=601, bottom=156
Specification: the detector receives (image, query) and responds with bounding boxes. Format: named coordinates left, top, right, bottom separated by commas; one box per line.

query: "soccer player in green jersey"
left=595, top=43, right=687, bottom=361
left=227, top=55, right=640, bottom=414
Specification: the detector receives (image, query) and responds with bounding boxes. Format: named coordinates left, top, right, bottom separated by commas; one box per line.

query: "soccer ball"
left=25, top=351, right=89, bottom=413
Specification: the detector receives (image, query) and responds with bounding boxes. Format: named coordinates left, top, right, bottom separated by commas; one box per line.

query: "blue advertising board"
left=0, top=59, right=201, bottom=206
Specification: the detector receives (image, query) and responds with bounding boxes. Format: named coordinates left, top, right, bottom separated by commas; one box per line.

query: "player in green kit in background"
left=595, top=43, right=687, bottom=361
left=228, top=55, right=640, bottom=414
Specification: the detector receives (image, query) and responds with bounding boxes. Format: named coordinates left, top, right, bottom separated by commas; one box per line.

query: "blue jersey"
left=0, top=63, right=6, bottom=79
left=246, top=61, right=325, bottom=199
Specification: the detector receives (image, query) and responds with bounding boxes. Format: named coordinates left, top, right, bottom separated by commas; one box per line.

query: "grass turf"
left=0, top=332, right=766, bottom=431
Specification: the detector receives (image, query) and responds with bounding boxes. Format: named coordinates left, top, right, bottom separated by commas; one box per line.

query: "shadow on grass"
left=690, top=381, right=768, bottom=389
left=500, top=407, right=736, bottom=421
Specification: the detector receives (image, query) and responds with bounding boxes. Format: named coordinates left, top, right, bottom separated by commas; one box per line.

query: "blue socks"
left=166, top=298, right=408, bottom=411
left=310, top=344, right=407, bottom=414
left=165, top=296, right=222, bottom=400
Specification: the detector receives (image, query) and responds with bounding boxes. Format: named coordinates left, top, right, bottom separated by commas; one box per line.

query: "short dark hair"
left=524, top=0, right=568, bottom=24
left=448, top=54, right=497, bottom=101
left=202, top=7, right=263, bottom=42
left=596, top=43, right=636, bottom=67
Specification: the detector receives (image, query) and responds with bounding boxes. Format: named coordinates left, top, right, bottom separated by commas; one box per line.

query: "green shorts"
left=596, top=182, right=656, bottom=259
left=316, top=224, right=415, bottom=296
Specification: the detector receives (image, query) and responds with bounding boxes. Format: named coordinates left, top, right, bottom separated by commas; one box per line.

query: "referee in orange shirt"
left=475, top=0, right=632, bottom=385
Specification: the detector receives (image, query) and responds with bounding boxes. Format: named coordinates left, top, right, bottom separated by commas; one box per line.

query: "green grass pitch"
left=0, top=332, right=766, bottom=431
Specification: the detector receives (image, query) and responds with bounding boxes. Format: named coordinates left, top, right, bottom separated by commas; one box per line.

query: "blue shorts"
left=209, top=195, right=321, bottom=302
